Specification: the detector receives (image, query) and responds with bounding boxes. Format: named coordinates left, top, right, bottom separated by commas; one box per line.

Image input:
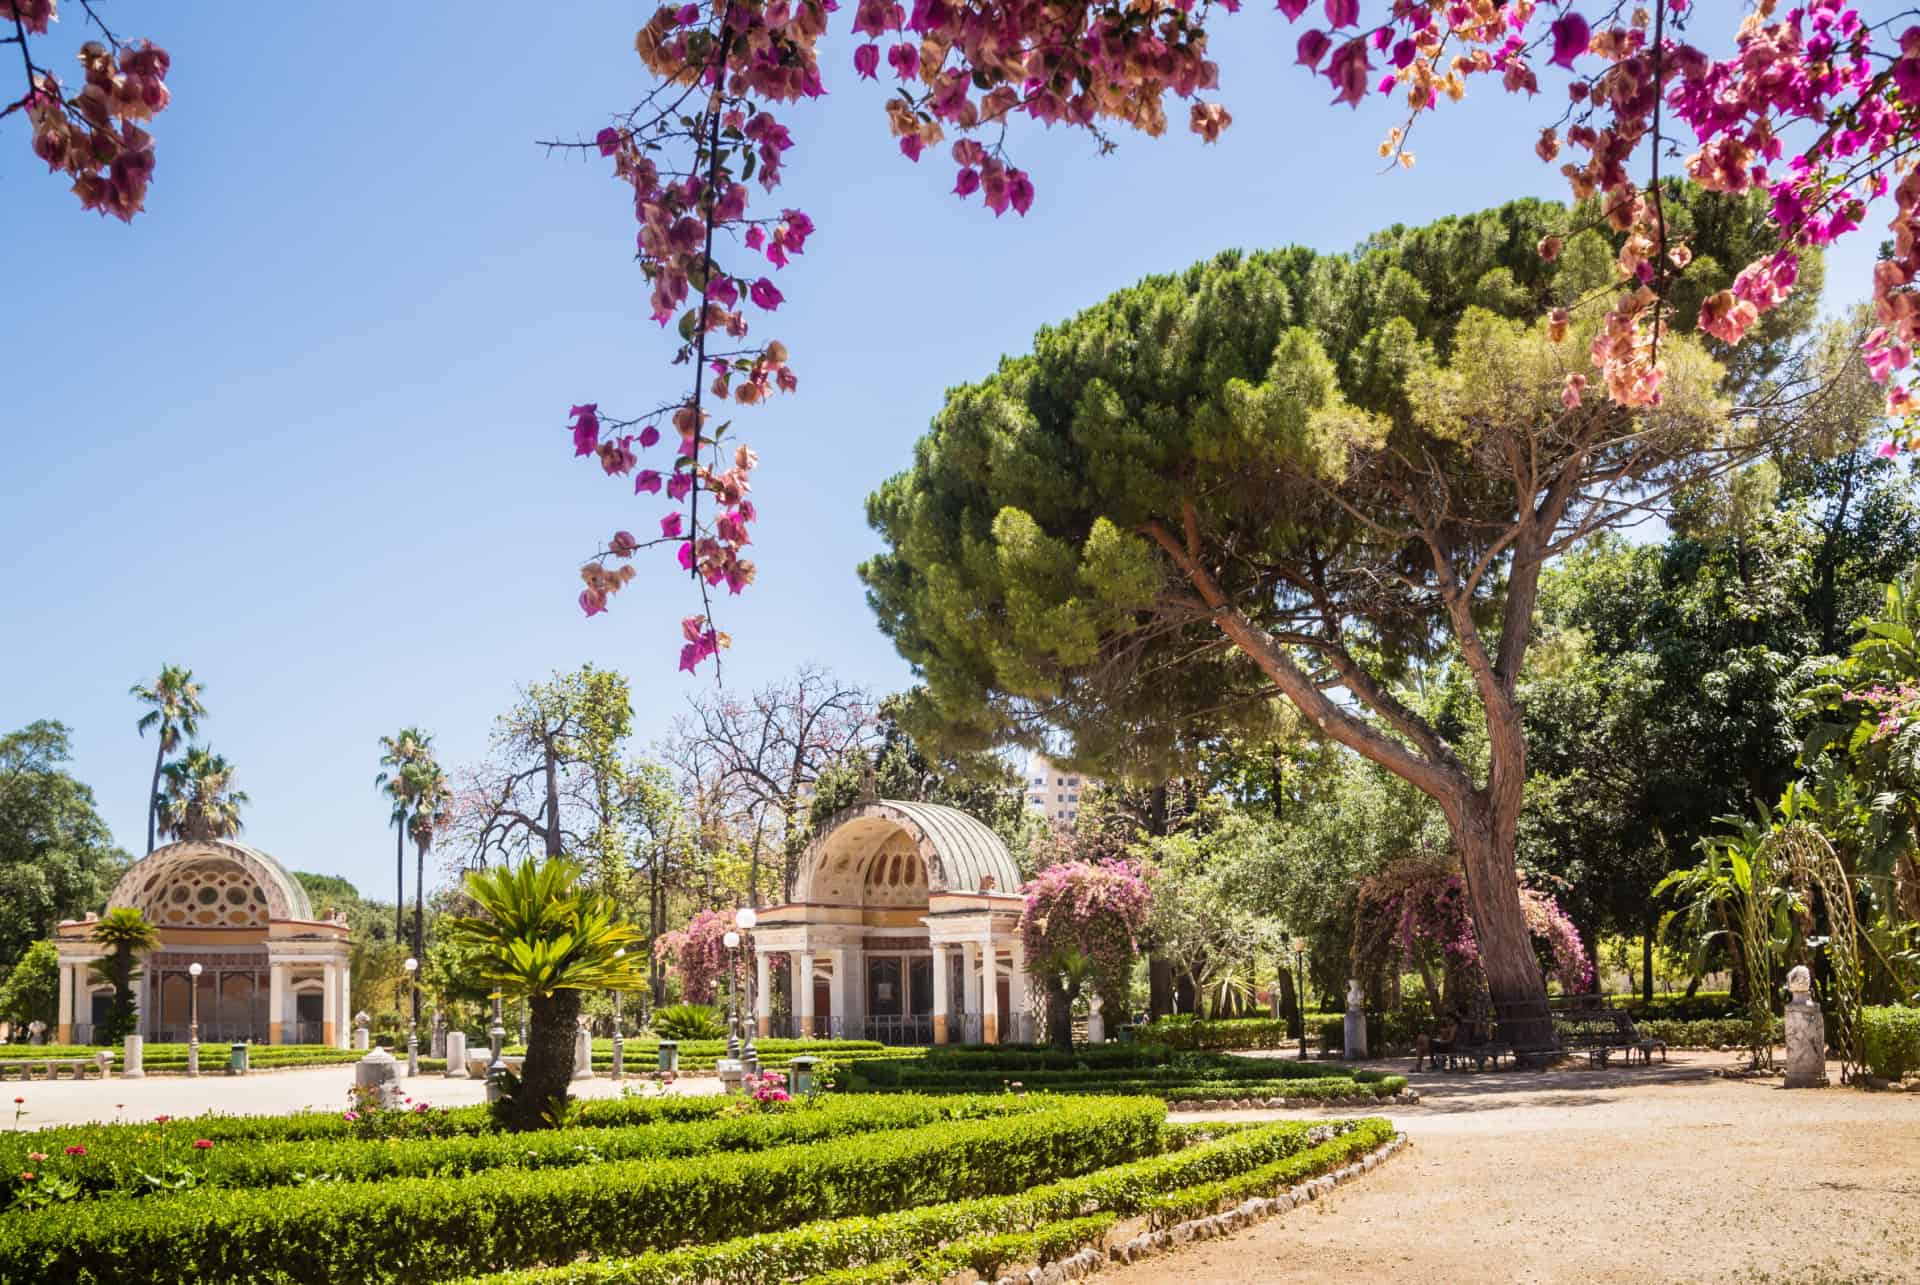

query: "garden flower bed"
left=841, top=1044, right=1407, bottom=1103
left=0, top=1086, right=1401, bottom=1285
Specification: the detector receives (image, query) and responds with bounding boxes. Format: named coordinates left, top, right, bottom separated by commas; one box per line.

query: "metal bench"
left=0, top=1053, right=113, bottom=1081
left=1553, top=1008, right=1666, bottom=1067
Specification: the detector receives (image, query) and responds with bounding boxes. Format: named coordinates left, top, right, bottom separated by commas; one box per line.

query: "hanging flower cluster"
left=7, top=1, right=172, bottom=222
left=1019, top=858, right=1152, bottom=1009
left=1841, top=682, right=1920, bottom=742
left=660, top=907, right=748, bottom=1003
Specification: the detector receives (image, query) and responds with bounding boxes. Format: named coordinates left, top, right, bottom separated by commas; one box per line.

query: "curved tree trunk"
left=1452, top=806, right=1552, bottom=1048
left=511, top=989, right=582, bottom=1130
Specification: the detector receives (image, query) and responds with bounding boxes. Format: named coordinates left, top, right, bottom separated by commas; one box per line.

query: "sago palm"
left=156, top=747, right=248, bottom=841
left=90, top=907, right=160, bottom=1043
left=447, top=857, right=648, bottom=1129
left=131, top=665, right=206, bottom=854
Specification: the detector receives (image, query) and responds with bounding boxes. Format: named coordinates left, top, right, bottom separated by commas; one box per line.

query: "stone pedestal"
left=716, top=1057, right=745, bottom=1094
left=355, top=1048, right=404, bottom=1108
left=571, top=1023, right=595, bottom=1080
left=353, top=1011, right=371, bottom=1052
left=122, top=1035, right=145, bottom=1079
left=430, top=1012, right=447, bottom=1060
left=1343, top=979, right=1368, bottom=1061
left=444, top=1031, right=467, bottom=1078
left=1784, top=995, right=1827, bottom=1088
left=1085, top=995, right=1105, bottom=1045
left=611, top=1033, right=625, bottom=1079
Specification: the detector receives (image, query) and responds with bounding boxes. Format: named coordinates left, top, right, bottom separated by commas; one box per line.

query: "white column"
left=828, top=947, right=849, bottom=1039
left=754, top=950, right=772, bottom=1037
left=963, top=941, right=983, bottom=1041
left=340, top=962, right=353, bottom=1048
left=321, top=960, right=340, bottom=1048
left=56, top=960, right=75, bottom=1043
left=1010, top=940, right=1029, bottom=1043
left=931, top=943, right=951, bottom=1044
left=269, top=962, right=289, bottom=1044
left=796, top=953, right=815, bottom=1038
left=979, top=935, right=1000, bottom=1044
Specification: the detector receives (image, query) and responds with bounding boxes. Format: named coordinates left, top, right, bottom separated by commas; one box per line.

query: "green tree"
left=0, top=721, right=127, bottom=969
left=0, top=940, right=60, bottom=1034
left=446, top=857, right=648, bottom=1130
left=376, top=728, right=435, bottom=945
left=156, top=747, right=247, bottom=841
left=864, top=192, right=1845, bottom=1039
left=130, top=665, right=207, bottom=855
left=89, top=907, right=159, bottom=1044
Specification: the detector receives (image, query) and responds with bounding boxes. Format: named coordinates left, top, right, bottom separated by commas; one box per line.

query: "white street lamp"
left=722, top=930, right=742, bottom=1058
left=611, top=947, right=627, bottom=1079
left=187, top=962, right=203, bottom=1077
left=733, top=908, right=760, bottom=1067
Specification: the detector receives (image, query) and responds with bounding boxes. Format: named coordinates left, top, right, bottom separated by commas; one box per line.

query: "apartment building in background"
left=1025, top=754, right=1085, bottom=826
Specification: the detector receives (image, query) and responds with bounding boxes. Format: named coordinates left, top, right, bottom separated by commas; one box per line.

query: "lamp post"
left=187, top=962, right=203, bottom=1077
left=403, top=957, right=420, bottom=1076
left=611, top=947, right=627, bottom=1080
left=486, top=990, right=507, bottom=1102
left=734, top=907, right=758, bottom=1070
left=722, top=930, right=741, bottom=1059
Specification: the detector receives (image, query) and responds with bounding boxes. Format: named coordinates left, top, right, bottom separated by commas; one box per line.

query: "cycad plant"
left=90, top=908, right=160, bottom=1043
left=131, top=665, right=206, bottom=854
left=156, top=747, right=248, bottom=841
left=447, top=857, right=648, bottom=1129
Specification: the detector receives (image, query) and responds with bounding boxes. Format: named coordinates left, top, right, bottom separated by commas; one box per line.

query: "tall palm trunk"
left=394, top=818, right=406, bottom=945
left=413, top=839, right=427, bottom=1028
left=147, top=738, right=165, bottom=854
left=511, top=989, right=582, bottom=1130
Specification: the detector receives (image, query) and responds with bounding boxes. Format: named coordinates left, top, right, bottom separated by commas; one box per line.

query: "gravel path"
left=1106, top=1052, right=1920, bottom=1285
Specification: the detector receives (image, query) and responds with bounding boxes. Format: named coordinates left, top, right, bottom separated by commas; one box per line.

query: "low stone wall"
left=985, top=1131, right=1412, bottom=1285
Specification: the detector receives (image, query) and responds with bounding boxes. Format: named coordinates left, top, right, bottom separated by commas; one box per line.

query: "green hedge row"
left=459, top=1116, right=1384, bottom=1285
left=908, top=1044, right=1175, bottom=1071
left=4, top=1093, right=742, bottom=1157
left=1138, top=1119, right=1392, bottom=1228
left=0, top=1098, right=1165, bottom=1285
left=798, top=1214, right=1118, bottom=1285
left=1137, top=1019, right=1301, bottom=1052
left=851, top=1073, right=1403, bottom=1103
left=1860, top=1006, right=1920, bottom=1080
left=1, top=1044, right=366, bottom=1070
left=1, top=1095, right=1053, bottom=1201
left=1635, top=1017, right=1784, bottom=1048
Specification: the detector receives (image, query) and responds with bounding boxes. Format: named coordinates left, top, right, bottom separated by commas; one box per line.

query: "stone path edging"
left=986, top=1131, right=1411, bottom=1285
left=1166, top=1089, right=1420, bottom=1111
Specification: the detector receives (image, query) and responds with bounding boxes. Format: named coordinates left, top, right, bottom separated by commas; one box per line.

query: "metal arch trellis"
left=1770, top=821, right=1865, bottom=1085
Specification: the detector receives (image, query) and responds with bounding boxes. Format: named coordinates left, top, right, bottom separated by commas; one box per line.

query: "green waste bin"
left=227, top=1042, right=250, bottom=1074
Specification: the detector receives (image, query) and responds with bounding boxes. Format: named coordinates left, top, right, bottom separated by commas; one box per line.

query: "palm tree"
left=403, top=755, right=452, bottom=1033
left=156, top=747, right=249, bottom=841
left=131, top=665, right=207, bottom=853
left=376, top=728, right=433, bottom=944
left=446, top=857, right=647, bottom=1129
left=90, top=907, right=160, bottom=1043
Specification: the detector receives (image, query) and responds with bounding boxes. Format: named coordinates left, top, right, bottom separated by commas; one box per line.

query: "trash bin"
left=658, top=1039, right=678, bottom=1073
left=789, top=1056, right=819, bottom=1096
left=227, top=1042, right=250, bottom=1075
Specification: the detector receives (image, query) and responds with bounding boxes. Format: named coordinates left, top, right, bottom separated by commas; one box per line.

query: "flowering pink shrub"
left=1020, top=859, right=1152, bottom=1012
left=1357, top=861, right=1592, bottom=998
left=662, top=909, right=744, bottom=1004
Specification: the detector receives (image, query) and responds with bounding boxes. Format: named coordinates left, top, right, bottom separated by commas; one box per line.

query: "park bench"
left=1553, top=1008, right=1666, bottom=1068
left=0, top=1052, right=113, bottom=1081
left=1417, top=1000, right=1515, bottom=1072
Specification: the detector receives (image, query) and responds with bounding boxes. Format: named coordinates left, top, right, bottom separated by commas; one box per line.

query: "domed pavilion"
left=753, top=799, right=1032, bottom=1045
left=53, top=838, right=352, bottom=1046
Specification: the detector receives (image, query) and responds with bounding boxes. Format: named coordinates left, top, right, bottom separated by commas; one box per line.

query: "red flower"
left=63, top=1145, right=85, bottom=1156
left=192, top=1138, right=212, bottom=1150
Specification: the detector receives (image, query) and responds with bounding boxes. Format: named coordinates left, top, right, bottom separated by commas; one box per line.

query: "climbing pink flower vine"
left=1360, top=864, right=1593, bottom=995
left=1020, top=858, right=1153, bottom=1009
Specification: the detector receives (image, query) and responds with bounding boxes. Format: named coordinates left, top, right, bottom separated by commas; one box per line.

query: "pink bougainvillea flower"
left=661, top=512, right=684, bottom=538
left=749, top=278, right=784, bottom=310
left=635, top=469, right=663, bottom=495
left=609, top=530, right=638, bottom=557
left=638, top=425, right=661, bottom=448
left=579, top=589, right=608, bottom=617
left=568, top=404, right=600, bottom=457
left=1274, top=0, right=1310, bottom=18
left=595, top=127, right=622, bottom=157
left=1561, top=373, right=1588, bottom=408
left=1296, top=29, right=1332, bottom=68
left=953, top=167, right=981, bottom=198
left=1879, top=439, right=1903, bottom=458
left=677, top=541, right=694, bottom=571
left=1007, top=169, right=1035, bottom=216
left=1548, top=12, right=1589, bottom=69
left=667, top=472, right=693, bottom=501
left=853, top=43, right=880, bottom=79
left=1323, top=0, right=1357, bottom=26
left=1326, top=38, right=1371, bottom=107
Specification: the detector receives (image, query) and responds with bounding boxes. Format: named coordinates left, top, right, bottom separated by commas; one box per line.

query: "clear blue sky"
left=0, top=4, right=1883, bottom=898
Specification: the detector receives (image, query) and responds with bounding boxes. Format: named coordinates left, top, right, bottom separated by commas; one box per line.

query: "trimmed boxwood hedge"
left=460, top=1116, right=1392, bottom=1285
left=847, top=1047, right=1402, bottom=1101
left=1860, top=1006, right=1920, bottom=1080
left=0, top=1097, right=1165, bottom=1285
left=0, top=1094, right=1056, bottom=1201
left=797, top=1214, right=1119, bottom=1285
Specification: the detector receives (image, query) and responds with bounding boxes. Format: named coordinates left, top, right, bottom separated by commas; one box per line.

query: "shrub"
left=457, top=1116, right=1388, bottom=1285
left=0, top=1095, right=1055, bottom=1203
left=0, top=1098, right=1165, bottom=1284
left=650, top=1004, right=728, bottom=1041
left=1635, top=1017, right=1783, bottom=1048
left=1136, top=1118, right=1393, bottom=1227
left=1859, top=1006, right=1920, bottom=1080
left=1138, top=1019, right=1296, bottom=1052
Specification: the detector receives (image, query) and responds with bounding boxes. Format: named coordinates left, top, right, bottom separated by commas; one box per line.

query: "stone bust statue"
left=1346, top=979, right=1365, bottom=1010
left=1786, top=964, right=1813, bottom=1000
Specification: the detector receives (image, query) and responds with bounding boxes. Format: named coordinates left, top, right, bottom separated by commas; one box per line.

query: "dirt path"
left=1105, top=1053, right=1920, bottom=1285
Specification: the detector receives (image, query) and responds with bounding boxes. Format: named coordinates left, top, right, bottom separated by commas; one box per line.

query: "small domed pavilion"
left=53, top=838, right=352, bottom=1046
left=753, top=799, right=1032, bottom=1045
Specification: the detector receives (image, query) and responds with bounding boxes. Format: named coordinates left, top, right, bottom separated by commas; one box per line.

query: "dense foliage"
left=0, top=721, right=126, bottom=972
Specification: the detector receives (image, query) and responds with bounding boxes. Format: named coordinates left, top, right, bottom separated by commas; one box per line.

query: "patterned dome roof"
left=108, top=839, right=314, bottom=926
left=794, top=799, right=1022, bottom=903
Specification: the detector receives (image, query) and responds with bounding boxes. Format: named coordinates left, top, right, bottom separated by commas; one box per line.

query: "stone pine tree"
left=861, top=190, right=1850, bottom=1045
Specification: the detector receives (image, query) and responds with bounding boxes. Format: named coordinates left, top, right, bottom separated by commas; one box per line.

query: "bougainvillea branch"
left=568, top=0, right=1920, bottom=668
left=4, top=0, right=171, bottom=220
